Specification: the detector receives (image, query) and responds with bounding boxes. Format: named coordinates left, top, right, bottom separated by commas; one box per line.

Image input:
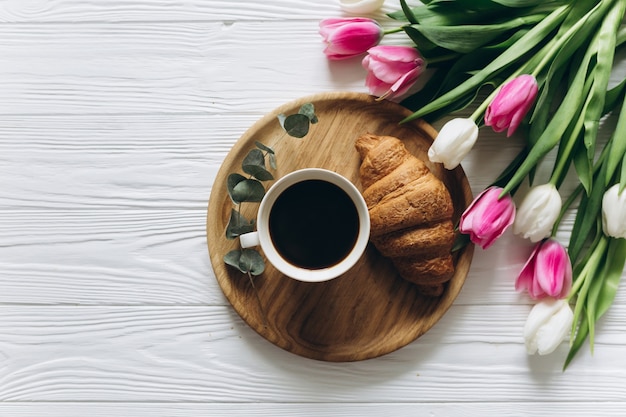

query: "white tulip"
left=524, top=298, right=573, bottom=355
left=513, top=183, right=562, bottom=242
left=339, top=0, right=385, bottom=14
left=428, top=118, right=479, bottom=170
left=602, top=184, right=626, bottom=238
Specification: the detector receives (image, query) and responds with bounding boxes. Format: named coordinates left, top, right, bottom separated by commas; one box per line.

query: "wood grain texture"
left=207, top=92, right=474, bottom=361
left=2, top=403, right=626, bottom=417
left=0, top=305, right=625, bottom=403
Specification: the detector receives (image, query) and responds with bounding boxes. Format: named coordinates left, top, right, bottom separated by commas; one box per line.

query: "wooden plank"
left=0, top=305, right=625, bottom=402
left=0, top=21, right=369, bottom=115
left=2, top=403, right=626, bottom=417
left=0, top=0, right=399, bottom=22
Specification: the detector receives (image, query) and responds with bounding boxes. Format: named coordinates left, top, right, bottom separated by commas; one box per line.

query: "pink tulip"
left=362, top=45, right=425, bottom=101
left=459, top=187, right=516, bottom=249
left=319, top=18, right=383, bottom=60
left=516, top=239, right=572, bottom=300
left=485, top=74, right=538, bottom=137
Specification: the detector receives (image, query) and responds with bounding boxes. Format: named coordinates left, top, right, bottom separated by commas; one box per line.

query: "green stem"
left=569, top=235, right=608, bottom=308
left=383, top=26, right=405, bottom=35
left=529, top=2, right=602, bottom=78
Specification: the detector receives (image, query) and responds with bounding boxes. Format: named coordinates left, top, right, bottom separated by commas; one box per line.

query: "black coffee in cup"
left=268, top=179, right=359, bottom=269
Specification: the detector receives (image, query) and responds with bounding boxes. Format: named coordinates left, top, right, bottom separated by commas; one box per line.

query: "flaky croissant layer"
left=355, top=133, right=455, bottom=296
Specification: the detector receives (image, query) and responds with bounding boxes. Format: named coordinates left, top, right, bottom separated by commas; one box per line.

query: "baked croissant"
left=355, top=133, right=456, bottom=296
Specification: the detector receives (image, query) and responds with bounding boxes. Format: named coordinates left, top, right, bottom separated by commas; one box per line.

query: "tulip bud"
left=362, top=45, right=425, bottom=101
left=485, top=75, right=538, bottom=137
left=515, top=239, right=572, bottom=300
left=427, top=118, right=478, bottom=169
left=319, top=18, right=383, bottom=60
left=459, top=187, right=516, bottom=249
left=339, top=0, right=386, bottom=14
left=513, top=183, right=561, bottom=242
left=602, top=184, right=626, bottom=239
left=524, top=298, right=574, bottom=355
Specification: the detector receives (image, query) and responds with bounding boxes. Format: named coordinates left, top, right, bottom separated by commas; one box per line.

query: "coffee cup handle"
left=239, top=231, right=260, bottom=249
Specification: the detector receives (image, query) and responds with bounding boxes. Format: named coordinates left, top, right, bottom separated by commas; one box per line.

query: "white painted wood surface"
left=1, top=0, right=625, bottom=415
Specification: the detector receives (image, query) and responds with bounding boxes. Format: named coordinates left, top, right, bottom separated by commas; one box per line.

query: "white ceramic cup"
left=240, top=168, right=370, bottom=282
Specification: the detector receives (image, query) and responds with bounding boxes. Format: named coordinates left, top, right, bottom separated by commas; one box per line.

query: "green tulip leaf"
left=406, top=14, right=544, bottom=54
left=404, top=4, right=570, bottom=122
left=606, top=91, right=626, bottom=187
left=399, top=0, right=418, bottom=24
left=564, top=315, right=589, bottom=370
left=595, top=238, right=626, bottom=320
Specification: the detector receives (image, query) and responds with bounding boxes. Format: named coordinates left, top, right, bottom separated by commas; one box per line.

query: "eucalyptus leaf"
left=283, top=113, right=310, bottom=138
left=242, top=148, right=264, bottom=168
left=231, top=178, right=266, bottom=203
left=239, top=248, right=265, bottom=275
left=268, top=153, right=277, bottom=170
left=223, top=248, right=265, bottom=275
left=277, top=113, right=287, bottom=129
left=225, top=209, right=255, bottom=239
left=298, top=103, right=318, bottom=124
left=224, top=249, right=245, bottom=272
left=242, top=149, right=273, bottom=181
left=255, top=141, right=275, bottom=154
left=227, top=173, right=246, bottom=203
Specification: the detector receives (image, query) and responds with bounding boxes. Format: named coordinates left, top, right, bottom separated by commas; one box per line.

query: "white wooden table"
left=1, top=1, right=625, bottom=415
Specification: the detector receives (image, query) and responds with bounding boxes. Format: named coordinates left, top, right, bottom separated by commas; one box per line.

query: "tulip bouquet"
left=321, top=0, right=626, bottom=368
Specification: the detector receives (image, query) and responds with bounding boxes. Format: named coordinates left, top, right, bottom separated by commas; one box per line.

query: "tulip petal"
left=339, top=0, right=385, bottom=14
left=513, top=183, right=561, bottom=242
left=602, top=184, right=626, bottom=238
left=428, top=118, right=478, bottom=169
left=459, top=187, right=515, bottom=249
left=524, top=299, right=574, bottom=355
left=485, top=74, right=538, bottom=137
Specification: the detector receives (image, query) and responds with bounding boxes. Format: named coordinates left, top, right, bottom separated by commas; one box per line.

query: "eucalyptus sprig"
left=223, top=103, right=318, bottom=276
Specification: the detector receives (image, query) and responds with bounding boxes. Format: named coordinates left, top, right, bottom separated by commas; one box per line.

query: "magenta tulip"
left=516, top=239, right=572, bottom=300
left=362, top=45, right=425, bottom=101
left=485, top=74, right=538, bottom=137
left=459, top=186, right=516, bottom=249
left=319, top=18, right=383, bottom=60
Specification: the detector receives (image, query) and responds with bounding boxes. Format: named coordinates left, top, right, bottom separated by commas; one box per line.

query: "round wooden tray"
left=207, top=92, right=474, bottom=362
